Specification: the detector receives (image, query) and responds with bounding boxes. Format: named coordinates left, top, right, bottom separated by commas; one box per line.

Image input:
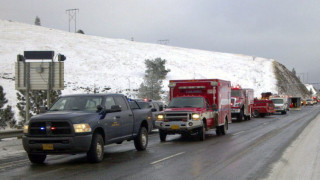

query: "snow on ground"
left=0, top=20, right=277, bottom=122
left=265, top=112, right=320, bottom=180
left=305, top=84, right=319, bottom=95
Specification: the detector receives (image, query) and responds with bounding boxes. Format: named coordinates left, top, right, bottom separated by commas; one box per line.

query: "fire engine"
left=155, top=79, right=231, bottom=141
left=252, top=98, right=275, bottom=117
left=231, top=85, right=254, bottom=121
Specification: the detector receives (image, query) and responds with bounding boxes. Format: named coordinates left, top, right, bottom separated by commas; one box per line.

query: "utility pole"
left=66, top=9, right=79, bottom=32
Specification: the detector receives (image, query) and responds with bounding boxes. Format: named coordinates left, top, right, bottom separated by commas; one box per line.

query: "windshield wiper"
left=168, top=106, right=179, bottom=108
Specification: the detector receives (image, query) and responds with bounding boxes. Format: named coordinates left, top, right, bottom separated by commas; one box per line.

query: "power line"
left=66, top=9, right=79, bottom=32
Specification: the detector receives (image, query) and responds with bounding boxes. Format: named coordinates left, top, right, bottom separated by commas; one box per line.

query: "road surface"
left=0, top=105, right=319, bottom=180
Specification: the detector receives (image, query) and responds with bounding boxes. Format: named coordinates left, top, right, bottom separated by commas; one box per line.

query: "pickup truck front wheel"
left=134, top=126, right=148, bottom=151
left=28, top=154, right=46, bottom=164
left=198, top=125, right=206, bottom=141
left=159, top=129, right=167, bottom=142
left=87, top=133, right=104, bottom=163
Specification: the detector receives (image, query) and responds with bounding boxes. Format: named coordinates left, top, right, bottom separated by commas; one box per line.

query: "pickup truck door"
left=114, top=96, right=134, bottom=138
left=102, top=96, right=122, bottom=140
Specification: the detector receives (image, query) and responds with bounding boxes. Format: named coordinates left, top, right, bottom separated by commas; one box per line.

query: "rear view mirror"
left=96, top=105, right=103, bottom=112
left=151, top=108, right=157, bottom=112
left=159, top=105, right=164, bottom=111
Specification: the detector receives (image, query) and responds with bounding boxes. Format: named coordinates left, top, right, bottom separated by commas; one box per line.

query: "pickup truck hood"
left=30, top=111, right=99, bottom=124
left=164, top=107, right=204, bottom=113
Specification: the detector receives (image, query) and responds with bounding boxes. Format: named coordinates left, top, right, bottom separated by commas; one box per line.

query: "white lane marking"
left=233, top=131, right=245, bottom=136
left=150, top=152, right=185, bottom=165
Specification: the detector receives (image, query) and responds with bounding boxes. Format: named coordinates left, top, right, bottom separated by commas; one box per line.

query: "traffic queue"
left=22, top=78, right=318, bottom=164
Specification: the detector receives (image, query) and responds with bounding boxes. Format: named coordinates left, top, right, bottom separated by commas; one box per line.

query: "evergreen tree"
left=34, top=16, right=41, bottom=26
left=16, top=90, right=61, bottom=124
left=0, top=86, right=8, bottom=108
left=292, top=68, right=296, bottom=76
left=76, top=29, right=85, bottom=34
left=0, top=86, right=14, bottom=129
left=310, top=88, right=314, bottom=95
left=138, top=58, right=170, bottom=100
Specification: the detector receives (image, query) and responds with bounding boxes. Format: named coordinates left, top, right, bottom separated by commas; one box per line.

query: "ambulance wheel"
left=216, top=127, right=221, bottom=136
left=198, top=125, right=206, bottom=141
left=221, top=120, right=228, bottom=135
left=159, top=129, right=167, bottom=142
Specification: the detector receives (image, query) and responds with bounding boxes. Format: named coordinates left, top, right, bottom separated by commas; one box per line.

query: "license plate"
left=171, top=125, right=180, bottom=130
left=42, top=144, right=54, bottom=150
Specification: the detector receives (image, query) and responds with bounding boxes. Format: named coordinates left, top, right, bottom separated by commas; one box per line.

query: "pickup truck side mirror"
left=106, top=105, right=122, bottom=113
left=151, top=108, right=157, bottom=112
left=159, top=105, right=164, bottom=111
left=39, top=106, right=48, bottom=114
left=96, top=105, right=103, bottom=112
left=212, top=104, right=217, bottom=111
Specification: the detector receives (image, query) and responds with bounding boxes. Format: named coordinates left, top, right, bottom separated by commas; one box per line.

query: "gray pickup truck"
left=22, top=94, right=152, bottom=163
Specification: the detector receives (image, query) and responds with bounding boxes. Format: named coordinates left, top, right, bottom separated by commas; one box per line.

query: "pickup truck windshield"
left=271, top=99, right=284, bottom=104
left=49, top=96, right=103, bottom=112
left=168, top=97, right=204, bottom=108
left=231, top=90, right=241, bottom=97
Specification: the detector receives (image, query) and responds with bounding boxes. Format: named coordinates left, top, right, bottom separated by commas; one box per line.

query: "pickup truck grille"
left=165, top=112, right=190, bottom=121
left=29, top=121, right=72, bottom=136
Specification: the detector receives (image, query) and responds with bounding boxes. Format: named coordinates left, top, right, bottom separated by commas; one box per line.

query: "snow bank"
left=0, top=20, right=277, bottom=121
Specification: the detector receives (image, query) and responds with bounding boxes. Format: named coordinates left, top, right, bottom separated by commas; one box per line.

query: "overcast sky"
left=1, top=0, right=319, bottom=87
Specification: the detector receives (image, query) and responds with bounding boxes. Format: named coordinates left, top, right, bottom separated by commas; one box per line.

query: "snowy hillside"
left=0, top=20, right=278, bottom=121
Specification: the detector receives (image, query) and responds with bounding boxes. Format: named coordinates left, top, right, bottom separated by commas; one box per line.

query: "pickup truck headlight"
left=192, top=113, right=201, bottom=120
left=157, top=114, right=164, bottom=121
left=73, top=124, right=92, bottom=133
left=23, top=125, right=29, bottom=134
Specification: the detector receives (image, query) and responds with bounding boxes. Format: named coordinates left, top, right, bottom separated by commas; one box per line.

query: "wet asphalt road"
left=0, top=105, right=319, bottom=180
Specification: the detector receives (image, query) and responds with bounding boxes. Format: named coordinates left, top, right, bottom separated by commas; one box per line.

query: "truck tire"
left=28, top=154, right=46, bottom=164
left=237, top=110, right=244, bottom=121
left=134, top=126, right=148, bottom=151
left=253, top=110, right=260, bottom=118
left=159, top=129, right=167, bottom=142
left=281, top=111, right=286, bottom=115
left=260, top=113, right=266, bottom=117
left=221, top=120, right=228, bottom=135
left=198, top=125, right=206, bottom=141
left=216, top=127, right=221, bottom=136
left=87, top=133, right=104, bottom=163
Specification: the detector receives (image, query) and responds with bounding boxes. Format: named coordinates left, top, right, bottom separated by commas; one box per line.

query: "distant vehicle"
left=270, top=95, right=289, bottom=114
left=306, top=99, right=314, bottom=106
left=261, top=92, right=273, bottom=100
left=23, top=94, right=151, bottom=164
left=231, top=85, right=254, bottom=121
left=155, top=79, right=231, bottom=141
left=252, top=99, right=275, bottom=117
left=134, top=99, right=166, bottom=129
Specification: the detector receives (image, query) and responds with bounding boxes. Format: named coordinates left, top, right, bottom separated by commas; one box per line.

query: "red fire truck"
left=231, top=85, right=254, bottom=121
left=252, top=99, right=275, bottom=117
left=155, top=79, right=231, bottom=141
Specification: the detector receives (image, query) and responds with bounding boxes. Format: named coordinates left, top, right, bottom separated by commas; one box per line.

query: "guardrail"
left=0, top=129, right=23, bottom=140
